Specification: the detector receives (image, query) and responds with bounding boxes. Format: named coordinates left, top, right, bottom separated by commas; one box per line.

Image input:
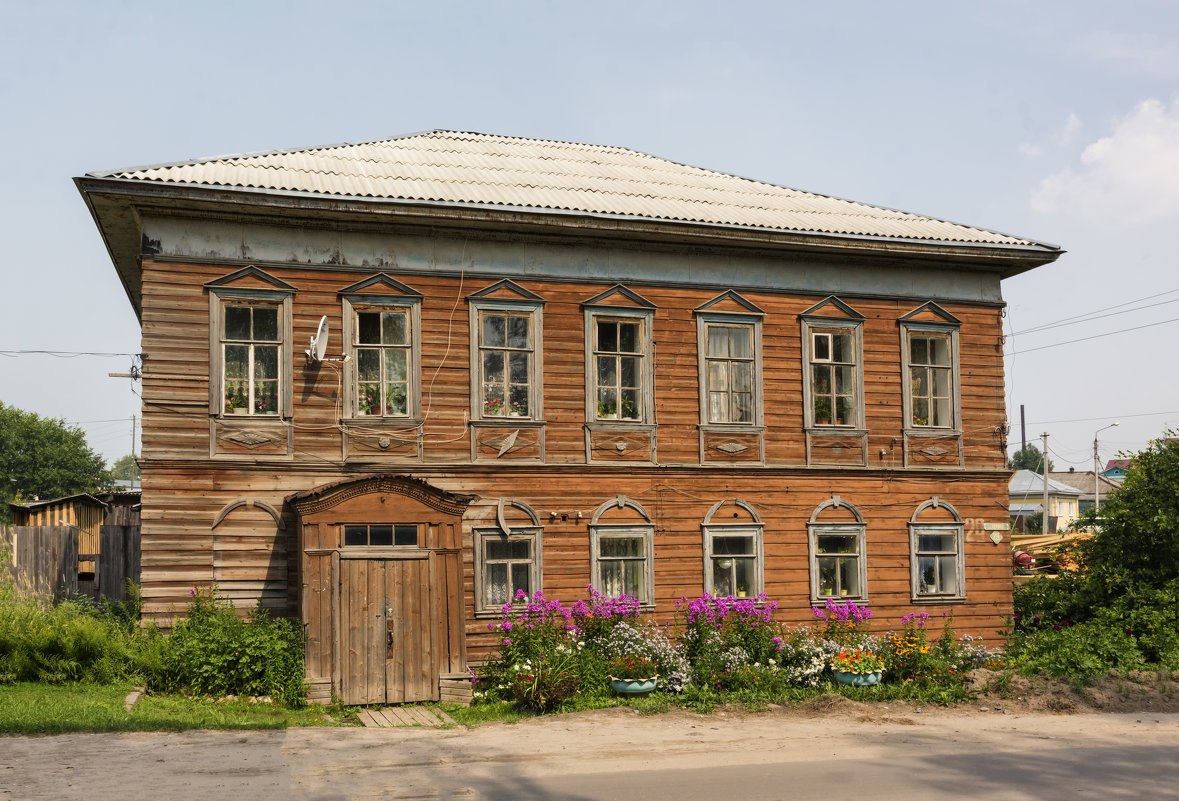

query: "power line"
left=1012, top=287, right=1179, bottom=336
left=1025, top=410, right=1179, bottom=425
left=1009, top=296, right=1179, bottom=336
left=1006, top=316, right=1179, bottom=355
left=0, top=349, right=140, bottom=358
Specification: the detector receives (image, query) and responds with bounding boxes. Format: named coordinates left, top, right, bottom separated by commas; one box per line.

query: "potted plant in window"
left=830, top=648, right=885, bottom=686
left=835, top=397, right=852, bottom=426
left=224, top=385, right=248, bottom=415
left=814, top=398, right=832, bottom=426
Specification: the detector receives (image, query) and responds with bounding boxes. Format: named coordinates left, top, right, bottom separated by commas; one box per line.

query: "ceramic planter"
left=610, top=677, right=658, bottom=695
left=833, top=670, right=882, bottom=686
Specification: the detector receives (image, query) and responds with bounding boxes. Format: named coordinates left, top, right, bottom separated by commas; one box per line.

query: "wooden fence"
left=1, top=523, right=140, bottom=603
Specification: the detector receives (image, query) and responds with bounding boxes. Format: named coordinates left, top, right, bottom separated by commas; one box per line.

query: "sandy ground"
left=4, top=671, right=1179, bottom=801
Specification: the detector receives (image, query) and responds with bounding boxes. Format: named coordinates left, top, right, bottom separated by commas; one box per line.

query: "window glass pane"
left=394, top=525, right=416, bottom=546
left=619, top=356, right=638, bottom=388
left=835, top=366, right=853, bottom=395
left=486, top=539, right=511, bottom=559
left=707, top=327, right=728, bottom=358
left=918, top=533, right=956, bottom=552
left=713, top=535, right=753, bottom=555
left=486, top=563, right=508, bottom=606
left=224, top=379, right=248, bottom=412
left=224, top=345, right=249, bottom=379
left=385, top=349, right=407, bottom=382
left=728, top=327, right=751, bottom=359
left=255, top=345, right=278, bottom=380
left=253, top=307, right=278, bottom=341
left=506, top=316, right=530, bottom=349
left=508, top=352, right=529, bottom=384
left=818, top=534, right=857, bottom=554
left=818, top=559, right=837, bottom=596
left=597, top=387, right=618, bottom=418
left=910, top=336, right=928, bottom=365
left=386, top=383, right=407, bottom=416
left=357, top=312, right=381, bottom=344
left=712, top=558, right=733, bottom=596
left=508, top=384, right=529, bottom=416
left=597, top=320, right=617, bottom=352
left=597, top=355, right=616, bottom=386
left=224, top=307, right=252, bottom=340
left=343, top=526, right=367, bottom=546
left=813, top=333, right=830, bottom=361
left=356, top=348, right=380, bottom=381
left=624, top=566, right=644, bottom=599
left=839, top=558, right=860, bottom=596
left=932, top=369, right=950, bottom=400
left=912, top=398, right=930, bottom=426
left=618, top=322, right=638, bottom=353
left=368, top=525, right=393, bottom=546
left=911, top=367, right=929, bottom=396
left=732, top=361, right=752, bottom=392
left=707, top=361, right=728, bottom=391
left=620, top=389, right=639, bottom=420
left=255, top=381, right=278, bottom=415
left=835, top=396, right=854, bottom=423
left=382, top=312, right=407, bottom=345
left=933, top=397, right=951, bottom=427
left=733, top=392, right=752, bottom=423
left=812, top=365, right=831, bottom=395
left=709, top=392, right=727, bottom=423
left=601, top=537, right=643, bottom=558
left=930, top=336, right=950, bottom=366
left=511, top=540, right=531, bottom=559
left=832, top=333, right=852, bottom=363
left=482, top=315, right=505, bottom=347
left=938, top=555, right=958, bottom=593
left=357, top=383, right=378, bottom=415
left=482, top=351, right=504, bottom=384
left=511, top=562, right=531, bottom=596
left=733, top=558, right=753, bottom=596
left=483, top=384, right=505, bottom=416
left=919, top=556, right=938, bottom=594
left=600, top=561, right=623, bottom=597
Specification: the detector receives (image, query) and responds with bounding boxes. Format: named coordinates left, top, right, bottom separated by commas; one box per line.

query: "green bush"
left=152, top=590, right=305, bottom=707
left=1007, top=619, right=1144, bottom=679
left=0, top=596, right=136, bottom=684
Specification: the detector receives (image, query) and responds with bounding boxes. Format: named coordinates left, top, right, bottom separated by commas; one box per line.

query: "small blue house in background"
left=1103, top=459, right=1131, bottom=480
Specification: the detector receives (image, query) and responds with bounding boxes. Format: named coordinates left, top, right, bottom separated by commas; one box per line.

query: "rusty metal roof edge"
left=76, top=175, right=1064, bottom=266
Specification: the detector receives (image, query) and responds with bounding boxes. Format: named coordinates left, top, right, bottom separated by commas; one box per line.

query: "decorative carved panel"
left=212, top=418, right=292, bottom=457
left=473, top=425, right=543, bottom=461
left=344, top=426, right=422, bottom=460
left=587, top=427, right=654, bottom=462
left=701, top=429, right=763, bottom=463
left=905, top=433, right=963, bottom=468
left=806, top=431, right=868, bottom=467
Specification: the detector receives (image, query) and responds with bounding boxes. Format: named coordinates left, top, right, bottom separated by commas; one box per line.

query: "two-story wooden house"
left=77, top=131, right=1061, bottom=704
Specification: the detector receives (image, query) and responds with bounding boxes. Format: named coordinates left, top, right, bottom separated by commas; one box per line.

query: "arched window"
left=589, top=496, right=654, bottom=606
left=473, top=498, right=543, bottom=614
left=807, top=497, right=867, bottom=602
left=702, top=499, right=764, bottom=598
left=909, top=498, right=965, bottom=601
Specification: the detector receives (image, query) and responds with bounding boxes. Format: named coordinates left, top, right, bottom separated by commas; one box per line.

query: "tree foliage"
left=0, top=402, right=110, bottom=522
left=1071, top=435, right=1179, bottom=598
left=109, top=453, right=140, bottom=482
left=1010, top=443, right=1053, bottom=474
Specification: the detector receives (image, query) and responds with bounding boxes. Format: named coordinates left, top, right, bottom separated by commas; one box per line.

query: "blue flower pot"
left=610, top=677, right=658, bottom=695
left=833, top=670, right=883, bottom=686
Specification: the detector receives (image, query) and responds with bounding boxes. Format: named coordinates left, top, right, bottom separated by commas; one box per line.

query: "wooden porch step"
left=358, top=705, right=456, bottom=728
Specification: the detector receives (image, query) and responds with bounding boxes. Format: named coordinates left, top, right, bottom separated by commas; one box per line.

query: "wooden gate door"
left=338, top=554, right=437, bottom=705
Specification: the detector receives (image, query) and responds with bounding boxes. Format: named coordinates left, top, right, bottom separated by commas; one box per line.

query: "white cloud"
left=1031, top=98, right=1179, bottom=228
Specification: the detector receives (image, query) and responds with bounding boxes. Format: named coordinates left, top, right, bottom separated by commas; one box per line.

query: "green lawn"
left=0, top=683, right=347, bottom=735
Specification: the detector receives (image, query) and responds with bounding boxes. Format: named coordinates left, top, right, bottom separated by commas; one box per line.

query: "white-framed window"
left=900, top=313, right=960, bottom=431
left=908, top=498, right=966, bottom=601
left=696, top=314, right=763, bottom=426
left=206, top=268, right=294, bottom=420
left=589, top=314, right=650, bottom=422
left=911, top=526, right=964, bottom=598
left=469, top=294, right=544, bottom=422
left=473, top=527, right=542, bottom=614
left=807, top=328, right=860, bottom=427
left=809, top=525, right=867, bottom=600
left=340, top=275, right=424, bottom=423
left=590, top=526, right=654, bottom=605
left=704, top=526, right=763, bottom=598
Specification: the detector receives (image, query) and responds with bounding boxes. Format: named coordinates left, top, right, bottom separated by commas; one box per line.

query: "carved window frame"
left=701, top=500, right=764, bottom=599
left=208, top=282, right=294, bottom=420
left=806, top=498, right=868, bottom=605
left=469, top=298, right=545, bottom=424
left=908, top=498, right=966, bottom=602
left=341, top=290, right=423, bottom=423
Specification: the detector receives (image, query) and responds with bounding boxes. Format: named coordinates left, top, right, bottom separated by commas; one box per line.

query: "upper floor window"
left=340, top=274, right=423, bottom=422
left=206, top=266, right=295, bottom=420
left=908, top=333, right=953, bottom=428
left=593, top=318, right=643, bottom=421
left=354, top=309, right=411, bottom=417
left=479, top=311, right=535, bottom=418
left=222, top=304, right=281, bottom=416
left=800, top=297, right=865, bottom=430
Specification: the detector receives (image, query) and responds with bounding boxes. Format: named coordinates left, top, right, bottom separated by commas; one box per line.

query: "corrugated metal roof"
left=90, top=130, right=1048, bottom=248
left=1009, top=470, right=1083, bottom=497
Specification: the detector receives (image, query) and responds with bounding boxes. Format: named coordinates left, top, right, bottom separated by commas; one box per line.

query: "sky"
left=1, top=0, right=1176, bottom=471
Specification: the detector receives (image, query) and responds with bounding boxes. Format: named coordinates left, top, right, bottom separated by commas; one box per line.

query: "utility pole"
left=1020, top=405, right=1026, bottom=452
left=1094, top=422, right=1119, bottom=515
left=130, top=414, right=137, bottom=459
left=1042, top=432, right=1050, bottom=534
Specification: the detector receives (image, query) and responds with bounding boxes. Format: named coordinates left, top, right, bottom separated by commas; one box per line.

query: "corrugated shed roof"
left=89, top=130, right=1049, bottom=248
left=1009, top=469, right=1083, bottom=497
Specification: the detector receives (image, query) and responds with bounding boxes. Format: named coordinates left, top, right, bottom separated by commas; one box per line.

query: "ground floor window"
left=809, top=525, right=866, bottom=601
left=910, top=525, right=964, bottom=598
left=342, top=524, right=418, bottom=547
left=703, top=526, right=763, bottom=598
left=474, top=528, right=541, bottom=613
left=590, top=526, right=654, bottom=605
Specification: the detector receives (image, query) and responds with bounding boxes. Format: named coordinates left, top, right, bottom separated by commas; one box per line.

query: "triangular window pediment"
left=467, top=279, right=544, bottom=304
left=899, top=301, right=961, bottom=326
left=695, top=290, right=764, bottom=316
left=800, top=296, right=864, bottom=321
left=205, top=265, right=296, bottom=294
left=338, top=273, right=422, bottom=299
left=582, top=284, right=656, bottom=310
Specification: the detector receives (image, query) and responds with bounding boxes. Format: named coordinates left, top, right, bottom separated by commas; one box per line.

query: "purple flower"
left=503, top=638, right=511, bottom=646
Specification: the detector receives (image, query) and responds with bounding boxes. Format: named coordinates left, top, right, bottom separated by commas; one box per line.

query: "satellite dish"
left=307, top=316, right=329, bottom=362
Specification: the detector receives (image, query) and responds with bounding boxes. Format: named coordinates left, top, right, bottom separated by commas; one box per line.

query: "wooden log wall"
left=135, top=255, right=1014, bottom=647
left=6, top=526, right=79, bottom=602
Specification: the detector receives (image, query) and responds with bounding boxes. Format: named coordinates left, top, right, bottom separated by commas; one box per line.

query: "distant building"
left=1047, top=469, right=1120, bottom=514
left=1008, top=469, right=1082, bottom=533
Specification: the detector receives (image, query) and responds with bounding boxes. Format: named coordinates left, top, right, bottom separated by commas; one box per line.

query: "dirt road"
left=4, top=702, right=1179, bottom=800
